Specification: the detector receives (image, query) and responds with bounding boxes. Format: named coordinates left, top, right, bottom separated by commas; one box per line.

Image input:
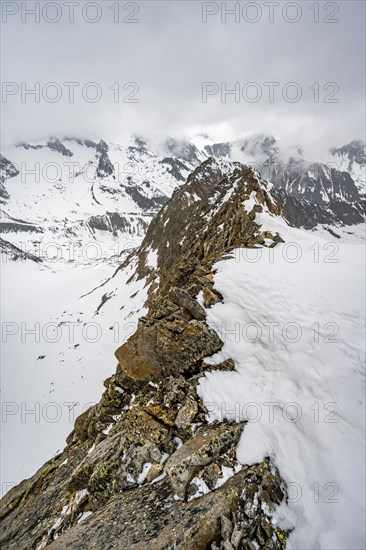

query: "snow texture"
left=198, top=219, right=365, bottom=549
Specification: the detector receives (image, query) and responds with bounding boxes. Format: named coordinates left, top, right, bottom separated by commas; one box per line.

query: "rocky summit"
left=0, top=159, right=290, bottom=550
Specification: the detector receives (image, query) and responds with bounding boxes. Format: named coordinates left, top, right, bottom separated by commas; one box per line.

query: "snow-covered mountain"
left=329, top=139, right=366, bottom=193
left=1, top=135, right=365, bottom=265
left=1, top=158, right=364, bottom=550
left=201, top=135, right=365, bottom=201
left=0, top=137, right=195, bottom=264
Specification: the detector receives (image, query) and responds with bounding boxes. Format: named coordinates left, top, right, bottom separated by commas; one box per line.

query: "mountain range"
left=1, top=135, right=365, bottom=264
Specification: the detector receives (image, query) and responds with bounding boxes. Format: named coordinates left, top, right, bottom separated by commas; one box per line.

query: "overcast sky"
left=1, top=0, right=365, bottom=156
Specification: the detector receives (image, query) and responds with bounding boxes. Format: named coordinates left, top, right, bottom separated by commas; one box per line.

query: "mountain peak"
left=330, top=139, right=366, bottom=166
left=131, top=159, right=283, bottom=300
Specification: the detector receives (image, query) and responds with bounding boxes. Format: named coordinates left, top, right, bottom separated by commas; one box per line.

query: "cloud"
left=1, top=0, right=365, bottom=156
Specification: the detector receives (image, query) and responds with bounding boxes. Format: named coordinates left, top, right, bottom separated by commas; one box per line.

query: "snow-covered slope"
left=199, top=214, right=365, bottom=549
left=1, top=248, right=154, bottom=488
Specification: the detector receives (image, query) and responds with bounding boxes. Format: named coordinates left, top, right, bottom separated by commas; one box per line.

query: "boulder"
left=165, top=422, right=244, bottom=498
left=169, top=286, right=207, bottom=320
left=203, top=286, right=223, bottom=308
left=115, top=318, right=222, bottom=381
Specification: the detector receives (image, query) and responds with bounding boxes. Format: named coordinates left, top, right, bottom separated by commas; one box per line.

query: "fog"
left=1, top=0, right=365, bottom=157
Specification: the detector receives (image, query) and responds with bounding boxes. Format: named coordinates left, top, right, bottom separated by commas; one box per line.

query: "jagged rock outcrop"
left=0, top=159, right=290, bottom=550
left=17, top=138, right=73, bottom=157
left=164, top=137, right=204, bottom=165
left=0, top=154, right=19, bottom=202
left=331, top=139, right=366, bottom=170
left=46, top=137, right=73, bottom=157
left=95, top=139, right=115, bottom=178
left=165, top=422, right=244, bottom=498
left=87, top=212, right=149, bottom=236
left=0, top=237, right=42, bottom=263
left=160, top=157, right=190, bottom=181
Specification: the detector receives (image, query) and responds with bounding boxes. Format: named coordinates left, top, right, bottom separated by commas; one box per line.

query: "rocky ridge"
left=1, top=159, right=294, bottom=549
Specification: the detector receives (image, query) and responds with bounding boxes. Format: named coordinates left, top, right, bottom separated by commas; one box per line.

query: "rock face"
left=273, top=161, right=361, bottom=203
left=331, top=139, right=366, bottom=173
left=0, top=159, right=290, bottom=549
left=0, top=154, right=19, bottom=203
left=43, top=461, right=286, bottom=550
left=0, top=237, right=43, bottom=263
left=115, top=317, right=222, bottom=381
left=273, top=188, right=366, bottom=230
